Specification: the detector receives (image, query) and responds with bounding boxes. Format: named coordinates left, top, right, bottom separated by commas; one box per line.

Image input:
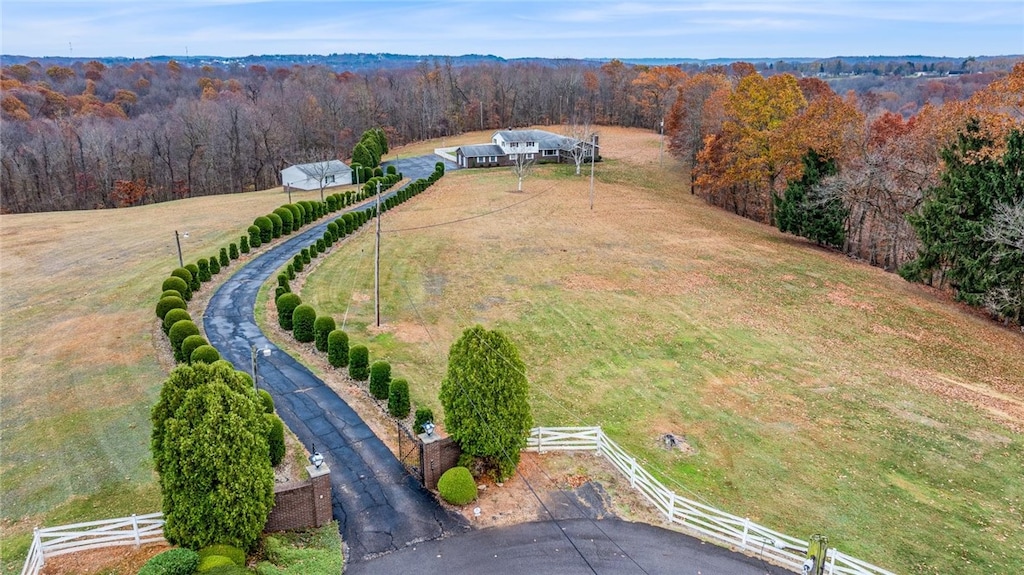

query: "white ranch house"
left=280, top=160, right=352, bottom=191
left=455, top=129, right=598, bottom=169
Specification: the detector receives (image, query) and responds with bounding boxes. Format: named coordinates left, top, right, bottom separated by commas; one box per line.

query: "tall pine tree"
left=903, top=122, right=1024, bottom=324
left=774, top=149, right=847, bottom=248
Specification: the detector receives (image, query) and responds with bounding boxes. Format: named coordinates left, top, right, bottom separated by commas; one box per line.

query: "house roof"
left=289, top=159, right=350, bottom=178
left=458, top=144, right=504, bottom=157
left=493, top=129, right=576, bottom=150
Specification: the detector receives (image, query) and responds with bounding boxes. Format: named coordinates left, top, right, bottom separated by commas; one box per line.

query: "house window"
left=510, top=142, right=519, bottom=148
left=526, top=141, right=535, bottom=147
left=508, top=154, right=517, bottom=161
left=544, top=149, right=557, bottom=156
left=491, top=156, right=497, bottom=162
left=325, top=175, right=335, bottom=184
left=526, top=153, right=534, bottom=159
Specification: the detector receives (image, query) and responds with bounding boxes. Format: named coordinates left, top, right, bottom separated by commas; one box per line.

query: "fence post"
left=132, top=514, right=141, bottom=547
left=33, top=527, right=42, bottom=569
left=537, top=428, right=543, bottom=454
left=741, top=517, right=750, bottom=551
left=666, top=491, right=675, bottom=523
left=827, top=548, right=837, bottom=574
left=629, top=457, right=638, bottom=488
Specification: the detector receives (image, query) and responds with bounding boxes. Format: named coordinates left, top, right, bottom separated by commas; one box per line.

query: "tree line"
left=0, top=56, right=1012, bottom=213
left=665, top=61, right=1023, bottom=324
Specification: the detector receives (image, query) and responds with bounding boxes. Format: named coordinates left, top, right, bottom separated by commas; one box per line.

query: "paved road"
left=347, top=518, right=776, bottom=575
left=204, top=154, right=791, bottom=573
left=205, top=155, right=466, bottom=563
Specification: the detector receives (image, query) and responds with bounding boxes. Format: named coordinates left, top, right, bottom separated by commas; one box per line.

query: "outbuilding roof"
left=493, top=129, right=575, bottom=150
left=458, top=144, right=505, bottom=157
left=291, top=159, right=350, bottom=178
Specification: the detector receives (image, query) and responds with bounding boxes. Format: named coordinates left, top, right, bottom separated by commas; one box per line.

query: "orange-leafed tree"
left=111, top=179, right=150, bottom=207
left=665, top=72, right=730, bottom=191
left=630, top=65, right=688, bottom=129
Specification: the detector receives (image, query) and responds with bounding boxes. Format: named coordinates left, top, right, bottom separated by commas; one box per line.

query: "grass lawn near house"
left=0, top=183, right=357, bottom=574
left=290, top=126, right=1024, bottom=575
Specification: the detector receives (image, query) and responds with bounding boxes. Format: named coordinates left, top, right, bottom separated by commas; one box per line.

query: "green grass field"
left=292, top=127, right=1024, bottom=574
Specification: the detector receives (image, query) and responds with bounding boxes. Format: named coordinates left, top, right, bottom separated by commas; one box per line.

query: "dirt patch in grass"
left=39, top=542, right=171, bottom=575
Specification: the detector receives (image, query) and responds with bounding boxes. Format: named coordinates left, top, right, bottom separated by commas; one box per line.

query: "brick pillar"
left=307, top=464, right=332, bottom=527
left=419, top=433, right=460, bottom=490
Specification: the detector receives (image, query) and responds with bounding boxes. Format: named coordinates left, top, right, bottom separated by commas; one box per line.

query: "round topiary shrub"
left=277, top=273, right=289, bottom=289
left=240, top=236, right=250, bottom=254
left=161, top=289, right=184, bottom=301
left=138, top=548, right=199, bottom=575
left=197, top=554, right=234, bottom=572
left=274, top=286, right=287, bottom=301
left=247, top=225, right=262, bottom=248
left=208, top=255, right=220, bottom=275
left=254, top=216, right=273, bottom=243
left=388, top=378, right=410, bottom=418
left=437, top=466, right=477, bottom=505
left=257, top=389, right=274, bottom=413
left=313, top=315, right=336, bottom=352
left=276, top=293, right=301, bottom=330
left=190, top=344, right=221, bottom=365
left=274, top=207, right=294, bottom=234
left=169, top=320, right=201, bottom=362
left=199, top=566, right=248, bottom=575
left=327, top=330, right=349, bottom=368
left=414, top=408, right=435, bottom=435
left=198, top=544, right=246, bottom=567
left=327, top=221, right=339, bottom=240
left=219, top=247, right=229, bottom=267
left=316, top=238, right=326, bottom=253
left=156, top=295, right=187, bottom=320
left=197, top=258, right=211, bottom=282
left=170, top=268, right=194, bottom=296
left=369, top=361, right=391, bottom=400
left=287, top=203, right=303, bottom=228
left=292, top=254, right=304, bottom=273
left=162, top=276, right=191, bottom=301
left=229, top=242, right=239, bottom=259
left=180, top=334, right=208, bottom=363
left=266, top=413, right=285, bottom=466
left=267, top=212, right=283, bottom=238
left=292, top=304, right=316, bottom=343
left=348, top=345, right=369, bottom=381
left=162, top=308, right=191, bottom=334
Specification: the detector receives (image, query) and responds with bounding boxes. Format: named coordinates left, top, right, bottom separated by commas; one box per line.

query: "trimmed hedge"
left=138, top=548, right=199, bottom=575
left=229, top=243, right=239, bottom=259
left=254, top=216, right=273, bottom=243
left=162, top=308, right=191, bottom=333
left=369, top=361, right=391, bottom=400
left=190, top=344, right=221, bottom=364
left=257, top=389, right=274, bottom=413
left=184, top=263, right=200, bottom=290
left=387, top=378, right=410, bottom=418
left=162, top=276, right=191, bottom=301
left=208, top=255, right=220, bottom=275
left=316, top=238, right=326, bottom=254
left=180, top=334, right=208, bottom=363
left=198, top=545, right=246, bottom=567
left=161, top=289, right=184, bottom=301
left=198, top=555, right=234, bottom=572
left=219, top=247, right=229, bottom=267
left=437, top=466, right=477, bottom=505
left=276, top=293, right=301, bottom=330
left=348, top=345, right=369, bottom=381
left=301, top=248, right=310, bottom=264
left=291, top=304, right=316, bottom=343
left=313, top=316, right=336, bottom=352
left=292, top=254, right=304, bottom=273
left=327, top=330, right=349, bottom=367
left=267, top=212, right=283, bottom=238
left=274, top=286, right=287, bottom=301
left=156, top=295, right=187, bottom=320
left=414, top=408, right=435, bottom=435
left=247, top=225, right=262, bottom=248
left=274, top=207, right=294, bottom=234
left=287, top=204, right=303, bottom=229
left=169, top=320, right=201, bottom=362
left=197, top=258, right=211, bottom=282
left=266, top=413, right=285, bottom=467
left=240, top=236, right=250, bottom=254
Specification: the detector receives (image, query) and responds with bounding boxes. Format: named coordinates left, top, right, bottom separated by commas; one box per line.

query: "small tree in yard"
left=388, top=378, right=410, bottom=418
left=510, top=153, right=534, bottom=192
left=439, top=325, right=532, bottom=481
left=160, top=382, right=273, bottom=551
left=369, top=361, right=391, bottom=400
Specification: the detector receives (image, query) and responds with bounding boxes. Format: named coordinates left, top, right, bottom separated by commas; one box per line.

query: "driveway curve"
left=204, top=154, right=794, bottom=574
left=205, top=155, right=466, bottom=563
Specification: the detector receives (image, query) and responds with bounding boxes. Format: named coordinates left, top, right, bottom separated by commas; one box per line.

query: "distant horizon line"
left=3, top=52, right=1020, bottom=62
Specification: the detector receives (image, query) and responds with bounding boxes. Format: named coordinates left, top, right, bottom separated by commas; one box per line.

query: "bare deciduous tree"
left=509, top=152, right=534, bottom=192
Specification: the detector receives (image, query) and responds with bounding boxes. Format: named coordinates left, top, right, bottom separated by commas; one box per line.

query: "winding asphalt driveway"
left=204, top=155, right=791, bottom=573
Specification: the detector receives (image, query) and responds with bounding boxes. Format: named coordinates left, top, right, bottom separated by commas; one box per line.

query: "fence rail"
left=20, top=513, right=165, bottom=575
left=526, top=426, right=897, bottom=575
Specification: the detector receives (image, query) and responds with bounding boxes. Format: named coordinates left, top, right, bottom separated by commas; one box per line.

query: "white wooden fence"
left=20, top=513, right=165, bottom=575
left=526, top=426, right=897, bottom=575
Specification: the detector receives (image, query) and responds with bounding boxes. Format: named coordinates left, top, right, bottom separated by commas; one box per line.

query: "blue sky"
left=2, top=1, right=1022, bottom=60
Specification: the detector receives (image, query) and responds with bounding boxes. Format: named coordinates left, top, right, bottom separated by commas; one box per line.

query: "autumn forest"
left=1, top=56, right=1022, bottom=324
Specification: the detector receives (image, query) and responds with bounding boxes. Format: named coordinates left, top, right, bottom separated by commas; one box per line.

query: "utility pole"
left=374, top=180, right=381, bottom=327
left=589, top=134, right=597, bottom=210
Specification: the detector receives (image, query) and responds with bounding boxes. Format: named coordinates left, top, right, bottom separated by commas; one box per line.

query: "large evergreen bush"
left=276, top=293, right=301, bottom=330
left=313, top=315, right=336, bottom=352
left=327, top=330, right=349, bottom=368
left=254, top=216, right=273, bottom=243
left=387, top=378, right=410, bottom=418
left=291, top=304, right=317, bottom=343
left=348, top=345, right=369, bottom=380
left=369, top=361, right=391, bottom=400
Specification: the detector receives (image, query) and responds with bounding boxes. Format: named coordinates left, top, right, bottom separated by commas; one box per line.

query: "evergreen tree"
left=439, top=325, right=532, bottom=481
left=774, top=149, right=846, bottom=248
left=903, top=123, right=1024, bottom=324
